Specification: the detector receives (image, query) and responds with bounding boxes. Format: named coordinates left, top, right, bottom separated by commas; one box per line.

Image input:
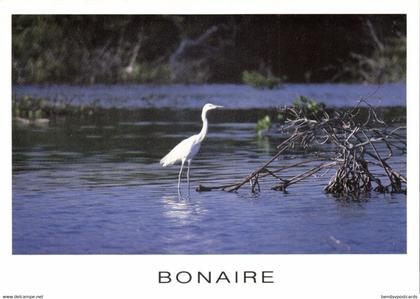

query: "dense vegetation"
left=12, top=15, right=405, bottom=85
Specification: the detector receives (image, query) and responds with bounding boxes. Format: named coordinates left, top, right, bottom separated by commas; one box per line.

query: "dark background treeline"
left=12, top=15, right=406, bottom=85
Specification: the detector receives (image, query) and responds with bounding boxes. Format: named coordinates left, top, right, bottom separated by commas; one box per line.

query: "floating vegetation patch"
left=242, top=70, right=282, bottom=89
left=12, top=95, right=100, bottom=126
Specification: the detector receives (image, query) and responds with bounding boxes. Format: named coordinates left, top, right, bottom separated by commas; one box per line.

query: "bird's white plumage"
left=160, top=134, right=201, bottom=167
left=160, top=103, right=223, bottom=195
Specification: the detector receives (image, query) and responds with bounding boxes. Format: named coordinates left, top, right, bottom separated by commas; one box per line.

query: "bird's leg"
left=187, top=160, right=191, bottom=197
left=178, top=160, right=185, bottom=198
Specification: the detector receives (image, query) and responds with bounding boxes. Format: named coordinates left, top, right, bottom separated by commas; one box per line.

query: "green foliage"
left=13, top=16, right=66, bottom=83
left=12, top=96, right=97, bottom=120
left=12, top=15, right=406, bottom=84
left=292, top=96, right=326, bottom=115
left=12, top=15, right=179, bottom=84
left=13, top=96, right=44, bottom=119
left=275, top=96, right=327, bottom=123
left=345, top=36, right=406, bottom=83
left=256, top=96, right=326, bottom=135
left=256, top=115, right=272, bottom=136
left=242, top=70, right=281, bottom=89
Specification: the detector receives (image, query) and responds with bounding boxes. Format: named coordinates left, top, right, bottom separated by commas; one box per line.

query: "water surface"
left=12, top=84, right=406, bottom=254
left=13, top=83, right=406, bottom=108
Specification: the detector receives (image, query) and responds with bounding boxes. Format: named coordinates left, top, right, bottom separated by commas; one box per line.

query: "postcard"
left=1, top=1, right=419, bottom=298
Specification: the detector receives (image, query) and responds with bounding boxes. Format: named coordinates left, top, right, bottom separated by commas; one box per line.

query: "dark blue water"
left=12, top=84, right=406, bottom=254
left=13, top=83, right=406, bottom=108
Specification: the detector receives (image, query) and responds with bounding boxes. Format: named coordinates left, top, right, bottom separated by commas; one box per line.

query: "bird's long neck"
left=197, top=109, right=208, bottom=142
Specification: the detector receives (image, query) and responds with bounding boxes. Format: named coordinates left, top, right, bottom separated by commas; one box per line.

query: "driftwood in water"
left=197, top=100, right=406, bottom=198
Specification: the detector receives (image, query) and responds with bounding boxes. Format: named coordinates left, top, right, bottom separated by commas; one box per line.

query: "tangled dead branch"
left=196, top=100, right=406, bottom=198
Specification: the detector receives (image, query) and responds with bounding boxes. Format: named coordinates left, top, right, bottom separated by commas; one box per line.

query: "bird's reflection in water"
left=161, top=195, right=208, bottom=226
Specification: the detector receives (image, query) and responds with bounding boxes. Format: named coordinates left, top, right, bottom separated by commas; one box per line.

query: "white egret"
left=160, top=103, right=223, bottom=196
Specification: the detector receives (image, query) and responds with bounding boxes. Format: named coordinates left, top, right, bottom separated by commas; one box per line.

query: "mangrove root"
left=197, top=99, right=406, bottom=199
